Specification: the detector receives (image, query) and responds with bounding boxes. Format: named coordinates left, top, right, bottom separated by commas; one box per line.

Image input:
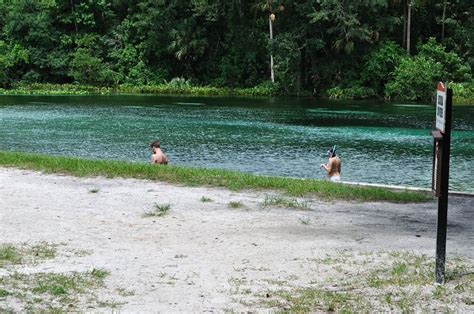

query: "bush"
left=234, top=81, right=280, bottom=96
left=362, top=41, right=406, bottom=94
left=385, top=56, right=442, bottom=101
left=449, top=81, right=474, bottom=104
left=326, top=86, right=344, bottom=99
left=418, top=38, right=472, bottom=82
left=165, top=77, right=192, bottom=88
left=326, top=86, right=376, bottom=100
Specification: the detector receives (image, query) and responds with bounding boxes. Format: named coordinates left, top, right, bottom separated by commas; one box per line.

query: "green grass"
left=89, top=188, right=100, bottom=193
left=1, top=242, right=57, bottom=267
left=0, top=150, right=430, bottom=203
left=0, top=82, right=278, bottom=97
left=30, top=269, right=107, bottom=296
left=0, top=243, right=111, bottom=311
left=228, top=201, right=244, bottom=208
left=143, top=203, right=171, bottom=217
left=200, top=196, right=213, bottom=202
left=90, top=268, right=109, bottom=280
left=0, top=244, right=22, bottom=267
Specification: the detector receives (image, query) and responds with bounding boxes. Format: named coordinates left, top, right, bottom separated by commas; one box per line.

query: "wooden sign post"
left=432, top=82, right=453, bottom=284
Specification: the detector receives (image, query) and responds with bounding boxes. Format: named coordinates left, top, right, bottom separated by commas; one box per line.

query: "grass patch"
left=90, top=268, right=109, bottom=279
left=29, top=242, right=57, bottom=259
left=116, top=287, right=135, bottom=297
left=0, top=245, right=21, bottom=267
left=0, top=243, right=113, bottom=311
left=262, top=195, right=310, bottom=210
left=0, top=150, right=430, bottom=203
left=228, top=201, right=244, bottom=208
left=1, top=242, right=57, bottom=267
left=143, top=203, right=171, bottom=217
left=247, top=251, right=474, bottom=312
left=89, top=188, right=100, bottom=193
left=3, top=269, right=109, bottom=310
left=200, top=196, right=213, bottom=202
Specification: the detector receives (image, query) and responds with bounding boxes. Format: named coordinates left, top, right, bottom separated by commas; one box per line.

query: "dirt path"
left=1, top=167, right=473, bottom=312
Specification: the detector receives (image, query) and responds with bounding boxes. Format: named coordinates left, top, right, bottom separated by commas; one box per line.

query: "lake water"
left=0, top=95, right=473, bottom=191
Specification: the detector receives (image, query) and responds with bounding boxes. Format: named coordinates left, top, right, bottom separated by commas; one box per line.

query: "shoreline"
left=0, top=150, right=430, bottom=203
left=0, top=83, right=472, bottom=104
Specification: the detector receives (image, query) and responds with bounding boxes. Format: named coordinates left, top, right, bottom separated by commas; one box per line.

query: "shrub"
left=165, top=77, right=192, bottom=88
left=418, top=38, right=472, bottom=82
left=326, top=85, right=375, bottom=100
left=326, top=86, right=344, bottom=99
left=385, top=56, right=442, bottom=101
left=362, top=41, right=406, bottom=94
left=449, top=81, right=474, bottom=104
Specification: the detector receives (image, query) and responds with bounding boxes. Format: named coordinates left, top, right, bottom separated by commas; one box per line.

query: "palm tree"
left=256, top=0, right=284, bottom=83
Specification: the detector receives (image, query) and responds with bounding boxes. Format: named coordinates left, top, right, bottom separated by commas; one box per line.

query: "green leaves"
left=0, top=0, right=471, bottom=95
left=385, top=55, right=442, bottom=101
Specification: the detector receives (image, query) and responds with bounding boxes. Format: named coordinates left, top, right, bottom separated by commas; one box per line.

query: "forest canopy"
left=0, top=0, right=472, bottom=100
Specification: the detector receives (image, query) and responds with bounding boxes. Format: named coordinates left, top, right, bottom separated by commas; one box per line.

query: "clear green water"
left=0, top=95, right=473, bottom=191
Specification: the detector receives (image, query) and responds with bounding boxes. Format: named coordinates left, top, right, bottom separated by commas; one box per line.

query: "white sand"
left=1, top=167, right=473, bottom=311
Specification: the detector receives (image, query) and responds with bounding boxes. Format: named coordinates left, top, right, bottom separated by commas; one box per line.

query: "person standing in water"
left=320, top=145, right=341, bottom=181
left=150, top=140, right=169, bottom=165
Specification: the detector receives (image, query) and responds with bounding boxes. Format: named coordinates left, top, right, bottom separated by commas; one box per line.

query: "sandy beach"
left=1, top=167, right=473, bottom=312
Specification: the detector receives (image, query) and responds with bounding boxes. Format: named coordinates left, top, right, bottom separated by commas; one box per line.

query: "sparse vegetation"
left=241, top=251, right=474, bottom=312
left=228, top=201, right=244, bottom=208
left=299, top=217, right=311, bottom=225
left=143, top=203, right=171, bottom=217
left=262, top=195, right=310, bottom=210
left=200, top=196, right=213, bottom=203
left=89, top=188, right=100, bottom=193
left=1, top=242, right=57, bottom=267
left=31, top=271, right=105, bottom=296
left=0, top=243, right=110, bottom=311
left=0, top=244, right=21, bottom=267
left=0, top=151, right=430, bottom=203
left=116, top=287, right=135, bottom=297
left=90, top=268, right=109, bottom=280
left=97, top=300, right=125, bottom=308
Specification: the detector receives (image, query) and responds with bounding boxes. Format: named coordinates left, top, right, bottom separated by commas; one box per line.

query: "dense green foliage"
left=0, top=0, right=472, bottom=101
left=0, top=150, right=429, bottom=202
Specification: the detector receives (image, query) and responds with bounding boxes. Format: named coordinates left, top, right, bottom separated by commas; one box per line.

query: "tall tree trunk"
left=407, top=1, right=412, bottom=54
left=269, top=15, right=275, bottom=83
left=441, top=0, right=447, bottom=42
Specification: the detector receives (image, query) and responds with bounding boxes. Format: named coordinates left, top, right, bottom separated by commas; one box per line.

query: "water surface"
left=0, top=95, right=472, bottom=191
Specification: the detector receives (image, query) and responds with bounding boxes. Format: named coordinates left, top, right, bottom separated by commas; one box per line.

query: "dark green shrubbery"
left=385, top=56, right=442, bottom=101
left=362, top=41, right=406, bottom=95
left=330, top=39, right=472, bottom=102
left=326, top=86, right=376, bottom=100
left=449, top=81, right=474, bottom=104
left=385, top=39, right=471, bottom=101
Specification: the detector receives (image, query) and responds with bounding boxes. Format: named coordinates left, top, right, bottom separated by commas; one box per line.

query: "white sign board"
left=436, top=82, right=446, bottom=133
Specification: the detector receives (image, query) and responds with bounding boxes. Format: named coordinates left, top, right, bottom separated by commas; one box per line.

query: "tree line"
left=0, top=0, right=472, bottom=100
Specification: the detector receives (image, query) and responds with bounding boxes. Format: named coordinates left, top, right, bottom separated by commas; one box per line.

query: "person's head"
left=150, top=140, right=161, bottom=153
left=327, top=145, right=337, bottom=158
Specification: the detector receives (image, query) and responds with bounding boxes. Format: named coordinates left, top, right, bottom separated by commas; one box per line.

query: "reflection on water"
left=0, top=95, right=473, bottom=191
